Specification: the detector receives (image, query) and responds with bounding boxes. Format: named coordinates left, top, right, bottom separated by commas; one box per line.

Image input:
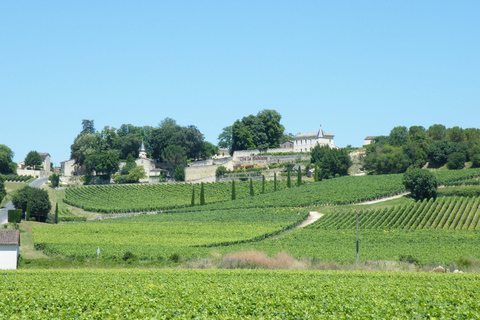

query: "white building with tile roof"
left=292, top=125, right=336, bottom=152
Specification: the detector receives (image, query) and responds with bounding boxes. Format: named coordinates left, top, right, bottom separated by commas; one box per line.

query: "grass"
left=0, top=181, right=29, bottom=207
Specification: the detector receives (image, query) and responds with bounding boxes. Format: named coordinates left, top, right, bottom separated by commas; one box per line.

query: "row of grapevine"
left=2, top=270, right=479, bottom=318
left=2, top=174, right=33, bottom=182
left=312, top=196, right=480, bottom=231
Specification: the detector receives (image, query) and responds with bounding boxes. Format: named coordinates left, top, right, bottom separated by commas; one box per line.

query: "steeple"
left=139, top=141, right=147, bottom=159
left=317, top=124, right=324, bottom=138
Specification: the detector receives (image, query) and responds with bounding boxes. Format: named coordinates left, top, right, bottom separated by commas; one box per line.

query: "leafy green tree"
left=162, top=145, right=187, bottom=171
left=94, top=150, right=120, bottom=178
left=257, top=109, right=285, bottom=149
left=127, top=166, right=146, bottom=183
left=215, top=166, right=227, bottom=177
left=426, top=124, right=445, bottom=141
left=200, top=183, right=205, bottom=205
left=297, top=166, right=302, bottom=187
left=11, top=186, right=51, bottom=222
left=0, top=144, right=16, bottom=174
left=173, top=164, right=185, bottom=181
left=403, top=168, right=437, bottom=201
left=249, top=179, right=254, bottom=196
left=231, top=120, right=255, bottom=151
left=121, top=154, right=137, bottom=175
left=445, top=126, right=466, bottom=143
left=311, top=145, right=352, bottom=177
left=447, top=152, right=466, bottom=170
left=70, top=132, right=99, bottom=169
left=426, top=140, right=456, bottom=164
left=472, top=154, right=480, bottom=168
left=231, top=180, right=236, bottom=200
left=218, top=126, right=233, bottom=149
left=0, top=175, right=6, bottom=204
left=26, top=201, right=30, bottom=220
left=408, top=126, right=426, bottom=141
left=389, top=126, right=408, bottom=146
left=49, top=173, right=60, bottom=188
left=54, top=202, right=59, bottom=224
left=25, top=151, right=43, bottom=169
left=81, top=119, right=95, bottom=134
left=117, top=133, right=142, bottom=159
left=201, top=141, right=219, bottom=159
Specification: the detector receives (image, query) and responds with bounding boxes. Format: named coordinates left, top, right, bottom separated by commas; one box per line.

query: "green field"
left=1, top=269, right=479, bottom=319
left=33, top=208, right=309, bottom=259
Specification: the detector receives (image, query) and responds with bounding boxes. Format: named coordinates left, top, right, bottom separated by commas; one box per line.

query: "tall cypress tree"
left=26, top=201, right=30, bottom=221
left=200, top=182, right=205, bottom=205
left=314, top=165, right=319, bottom=182
left=274, top=172, right=277, bottom=191
left=287, top=168, right=291, bottom=188
left=249, top=179, right=254, bottom=196
left=54, top=202, right=59, bottom=224
left=191, top=187, right=195, bottom=206
left=231, top=180, right=236, bottom=200
left=297, top=166, right=302, bottom=187
left=262, top=175, right=265, bottom=194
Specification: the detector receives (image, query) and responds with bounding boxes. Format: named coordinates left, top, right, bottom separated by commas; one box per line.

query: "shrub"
left=169, top=253, right=181, bottom=263
left=122, top=251, right=137, bottom=262
left=215, top=166, right=227, bottom=177
left=8, top=209, right=22, bottom=223
left=447, top=152, right=466, bottom=170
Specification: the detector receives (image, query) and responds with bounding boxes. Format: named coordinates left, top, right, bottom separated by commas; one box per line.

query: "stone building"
left=16, top=152, right=51, bottom=177
left=292, top=125, right=335, bottom=152
left=363, top=136, right=378, bottom=146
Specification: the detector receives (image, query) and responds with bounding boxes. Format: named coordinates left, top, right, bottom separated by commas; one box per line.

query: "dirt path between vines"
left=355, top=192, right=409, bottom=205
left=297, top=211, right=323, bottom=228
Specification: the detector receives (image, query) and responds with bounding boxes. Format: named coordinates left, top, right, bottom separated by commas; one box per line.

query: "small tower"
left=317, top=124, right=325, bottom=138
left=139, top=141, right=147, bottom=159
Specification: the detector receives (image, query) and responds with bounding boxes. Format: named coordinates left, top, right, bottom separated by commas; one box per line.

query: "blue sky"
left=1, top=1, right=479, bottom=164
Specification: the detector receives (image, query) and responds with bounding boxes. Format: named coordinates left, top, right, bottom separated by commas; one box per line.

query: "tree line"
left=364, top=125, right=480, bottom=175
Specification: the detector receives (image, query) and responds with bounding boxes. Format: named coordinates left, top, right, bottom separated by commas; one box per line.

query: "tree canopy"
left=311, top=145, right=352, bottom=178
left=0, top=175, right=6, bottom=204
left=25, top=151, right=43, bottom=169
left=402, top=168, right=437, bottom=201
left=222, top=109, right=285, bottom=153
left=0, top=144, right=16, bottom=174
left=364, top=124, right=480, bottom=175
left=11, top=186, right=51, bottom=222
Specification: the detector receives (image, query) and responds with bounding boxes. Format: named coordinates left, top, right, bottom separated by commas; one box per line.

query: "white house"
left=0, top=230, right=20, bottom=270
left=363, top=136, right=379, bottom=146
left=292, top=125, right=335, bottom=152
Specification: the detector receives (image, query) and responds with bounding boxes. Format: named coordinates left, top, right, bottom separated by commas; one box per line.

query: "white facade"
left=0, top=231, right=20, bottom=270
left=293, top=126, right=335, bottom=152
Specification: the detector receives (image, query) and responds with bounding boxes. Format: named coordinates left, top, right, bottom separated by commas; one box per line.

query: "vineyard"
left=33, top=208, right=309, bottom=259
left=2, top=174, right=33, bottom=182
left=64, top=179, right=291, bottom=213
left=1, top=269, right=479, bottom=318
left=313, top=196, right=480, bottom=231
left=62, top=168, right=480, bottom=214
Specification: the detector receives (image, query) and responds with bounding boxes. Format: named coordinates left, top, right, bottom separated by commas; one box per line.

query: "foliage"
left=25, top=150, right=43, bottom=169
left=7, top=209, right=22, bottom=223
left=2, top=174, right=33, bottom=182
left=218, top=126, right=233, bottom=150
left=286, top=167, right=291, bottom=188
left=11, top=186, right=51, bottom=222
left=231, top=180, right=236, bottom=200
left=230, top=109, right=285, bottom=152
left=315, top=196, right=480, bottom=231
left=49, top=173, right=60, bottom=188
left=162, top=145, right=186, bottom=172
left=0, top=174, right=5, bottom=203
left=249, top=179, right=254, bottom=196
left=33, top=207, right=307, bottom=259
left=191, top=187, right=195, bottom=206
left=297, top=165, right=302, bottom=187
left=0, top=144, right=16, bottom=174
left=311, top=145, right=352, bottom=177
left=200, top=141, right=219, bottom=159
left=173, top=164, right=185, bottom=181
left=447, top=152, right=466, bottom=170
left=215, top=166, right=227, bottom=177
left=126, top=166, right=146, bottom=183
left=2, top=270, right=480, bottom=319
left=151, top=118, right=204, bottom=162
left=403, top=168, right=437, bottom=201
left=81, top=119, right=95, bottom=134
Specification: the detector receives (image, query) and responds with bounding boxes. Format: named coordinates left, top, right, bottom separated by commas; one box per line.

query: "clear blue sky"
left=1, top=1, right=479, bottom=164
